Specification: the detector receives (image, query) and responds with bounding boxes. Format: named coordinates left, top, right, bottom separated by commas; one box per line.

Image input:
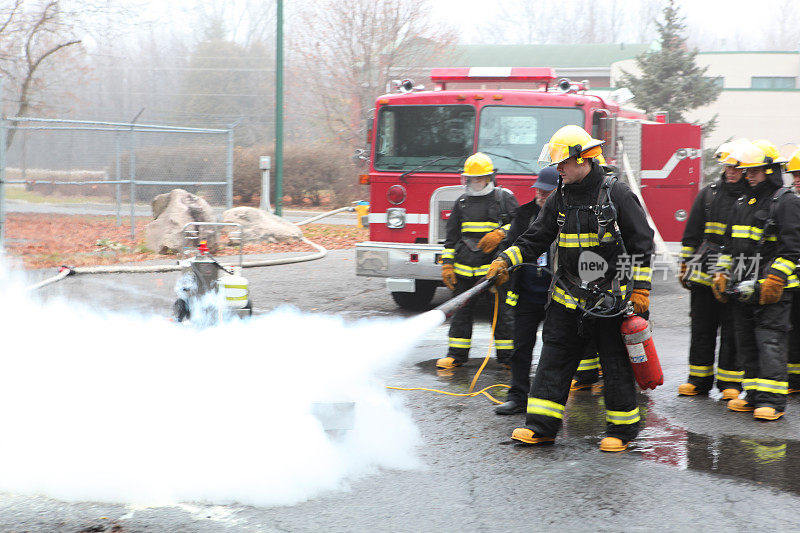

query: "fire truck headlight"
left=386, top=208, right=406, bottom=229
left=674, top=209, right=688, bottom=222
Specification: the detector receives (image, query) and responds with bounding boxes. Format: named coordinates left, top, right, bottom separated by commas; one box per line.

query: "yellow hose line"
left=388, top=288, right=509, bottom=405
left=386, top=384, right=510, bottom=404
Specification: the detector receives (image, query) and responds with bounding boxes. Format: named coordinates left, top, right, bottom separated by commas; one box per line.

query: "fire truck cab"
left=355, top=67, right=701, bottom=309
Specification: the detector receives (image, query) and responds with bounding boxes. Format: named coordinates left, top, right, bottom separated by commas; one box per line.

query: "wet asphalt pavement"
left=9, top=249, right=800, bottom=532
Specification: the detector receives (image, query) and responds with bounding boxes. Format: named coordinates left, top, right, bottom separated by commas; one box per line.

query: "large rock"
left=222, top=206, right=303, bottom=243
left=145, top=189, right=217, bottom=254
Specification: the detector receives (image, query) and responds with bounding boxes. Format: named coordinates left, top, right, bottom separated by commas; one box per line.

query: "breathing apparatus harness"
left=538, top=169, right=631, bottom=319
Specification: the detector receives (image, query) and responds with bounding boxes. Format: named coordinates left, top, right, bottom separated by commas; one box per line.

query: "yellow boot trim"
left=753, top=407, right=784, bottom=421
left=721, top=388, right=740, bottom=401
left=511, top=428, right=555, bottom=445
left=678, top=383, right=701, bottom=396
left=600, top=437, right=628, bottom=452
left=727, top=398, right=754, bottom=412
left=436, top=356, right=464, bottom=369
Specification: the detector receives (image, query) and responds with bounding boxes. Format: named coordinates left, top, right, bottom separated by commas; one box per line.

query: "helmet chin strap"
left=467, top=182, right=495, bottom=196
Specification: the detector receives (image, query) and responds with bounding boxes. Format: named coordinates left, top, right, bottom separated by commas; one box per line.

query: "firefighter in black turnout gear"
left=486, top=125, right=655, bottom=452
left=437, top=153, right=519, bottom=369
left=712, top=140, right=800, bottom=421
left=494, top=166, right=559, bottom=415
left=677, top=141, right=748, bottom=399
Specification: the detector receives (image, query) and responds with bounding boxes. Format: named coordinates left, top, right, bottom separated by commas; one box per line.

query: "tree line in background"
left=0, top=0, right=786, bottom=206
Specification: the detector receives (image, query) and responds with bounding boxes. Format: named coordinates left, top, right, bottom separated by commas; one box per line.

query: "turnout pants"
left=574, top=341, right=600, bottom=384
left=506, top=297, right=546, bottom=404
left=789, top=291, right=800, bottom=391
left=733, top=293, right=792, bottom=411
left=447, top=275, right=514, bottom=363
left=687, top=285, right=741, bottom=391
left=523, top=303, right=641, bottom=441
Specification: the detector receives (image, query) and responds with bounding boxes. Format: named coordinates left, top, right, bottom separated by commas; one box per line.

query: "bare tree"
left=291, top=0, right=457, bottom=146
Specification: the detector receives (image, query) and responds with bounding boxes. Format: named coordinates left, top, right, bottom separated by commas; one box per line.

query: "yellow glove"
left=712, top=272, right=729, bottom=303
left=442, top=263, right=456, bottom=290
left=679, top=263, right=692, bottom=290
left=630, top=289, right=650, bottom=314
left=759, top=274, right=786, bottom=305
left=485, top=258, right=509, bottom=286
left=477, top=228, right=506, bottom=253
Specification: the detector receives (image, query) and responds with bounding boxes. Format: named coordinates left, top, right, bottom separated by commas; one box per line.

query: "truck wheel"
left=391, top=280, right=437, bottom=311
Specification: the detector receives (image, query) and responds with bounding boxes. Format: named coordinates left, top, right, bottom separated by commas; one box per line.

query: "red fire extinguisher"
left=621, top=311, right=663, bottom=390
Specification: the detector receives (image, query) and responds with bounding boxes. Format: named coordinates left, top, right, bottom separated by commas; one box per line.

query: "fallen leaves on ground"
left=4, top=213, right=369, bottom=269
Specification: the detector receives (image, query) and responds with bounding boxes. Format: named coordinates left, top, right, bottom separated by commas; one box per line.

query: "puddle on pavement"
left=415, top=363, right=800, bottom=495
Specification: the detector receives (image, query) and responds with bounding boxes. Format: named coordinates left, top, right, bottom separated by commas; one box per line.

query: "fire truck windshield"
left=477, top=106, right=585, bottom=173
left=374, top=105, right=475, bottom=172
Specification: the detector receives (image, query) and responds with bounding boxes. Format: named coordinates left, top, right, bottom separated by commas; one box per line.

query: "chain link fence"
left=0, top=117, right=234, bottom=249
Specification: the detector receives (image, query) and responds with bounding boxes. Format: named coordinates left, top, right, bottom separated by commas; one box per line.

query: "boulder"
left=145, top=189, right=217, bottom=254
left=222, top=206, right=303, bottom=243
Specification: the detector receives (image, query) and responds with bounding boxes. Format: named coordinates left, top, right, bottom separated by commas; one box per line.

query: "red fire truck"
left=355, top=67, right=702, bottom=309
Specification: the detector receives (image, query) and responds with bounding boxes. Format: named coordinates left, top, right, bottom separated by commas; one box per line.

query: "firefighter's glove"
left=442, top=263, right=456, bottom=291
left=630, top=289, right=650, bottom=314
left=486, top=258, right=510, bottom=287
left=759, top=274, right=786, bottom=305
left=477, top=228, right=506, bottom=254
left=712, top=273, right=729, bottom=303
left=678, top=263, right=692, bottom=290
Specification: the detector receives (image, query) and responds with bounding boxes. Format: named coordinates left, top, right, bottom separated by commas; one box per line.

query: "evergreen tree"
left=617, top=0, right=721, bottom=124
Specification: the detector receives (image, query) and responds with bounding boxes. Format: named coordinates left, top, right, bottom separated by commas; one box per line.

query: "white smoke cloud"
left=0, top=257, right=440, bottom=507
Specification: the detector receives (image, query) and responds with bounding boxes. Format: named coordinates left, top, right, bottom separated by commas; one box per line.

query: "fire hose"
left=24, top=205, right=357, bottom=291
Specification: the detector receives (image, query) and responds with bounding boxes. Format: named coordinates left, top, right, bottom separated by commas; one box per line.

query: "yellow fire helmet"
left=461, top=152, right=495, bottom=178
left=715, top=138, right=750, bottom=166
left=539, top=125, right=604, bottom=166
left=787, top=148, right=800, bottom=173
left=752, top=139, right=786, bottom=164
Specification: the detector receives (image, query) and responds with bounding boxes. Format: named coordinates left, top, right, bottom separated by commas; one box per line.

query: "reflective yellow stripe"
left=731, top=225, right=751, bottom=239
left=504, top=246, right=523, bottom=267
left=606, top=407, right=640, bottom=425
left=448, top=337, right=471, bottom=349
left=226, top=295, right=248, bottom=301
left=505, top=291, right=518, bottom=307
left=577, top=357, right=600, bottom=371
left=453, top=263, right=492, bottom=277
left=442, top=248, right=455, bottom=260
left=551, top=285, right=579, bottom=309
left=501, top=223, right=511, bottom=232
left=600, top=231, right=616, bottom=243
left=495, top=339, right=514, bottom=350
left=689, top=365, right=714, bottom=377
left=788, top=363, right=800, bottom=374
left=756, top=379, right=788, bottom=394
left=704, top=221, right=726, bottom=235
left=786, top=274, right=800, bottom=289
left=717, top=368, right=744, bottom=382
left=527, top=398, right=565, bottom=419
left=771, top=257, right=796, bottom=276
left=743, top=378, right=758, bottom=391
left=632, top=266, right=652, bottom=282
left=717, top=254, right=733, bottom=270
left=558, top=232, right=600, bottom=248
left=462, top=221, right=500, bottom=232
left=687, top=269, right=713, bottom=286
left=681, top=246, right=696, bottom=259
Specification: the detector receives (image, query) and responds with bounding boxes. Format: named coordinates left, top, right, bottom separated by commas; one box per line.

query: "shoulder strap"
left=494, top=187, right=510, bottom=225
left=704, top=180, right=720, bottom=221
left=756, top=187, right=793, bottom=249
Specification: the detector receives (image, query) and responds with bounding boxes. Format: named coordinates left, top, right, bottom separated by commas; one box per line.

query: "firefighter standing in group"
left=711, top=140, right=800, bottom=420
left=677, top=140, right=748, bottom=399
left=486, top=125, right=655, bottom=452
left=785, top=147, right=800, bottom=394
left=494, top=166, right=558, bottom=415
left=437, top=153, right=519, bottom=369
